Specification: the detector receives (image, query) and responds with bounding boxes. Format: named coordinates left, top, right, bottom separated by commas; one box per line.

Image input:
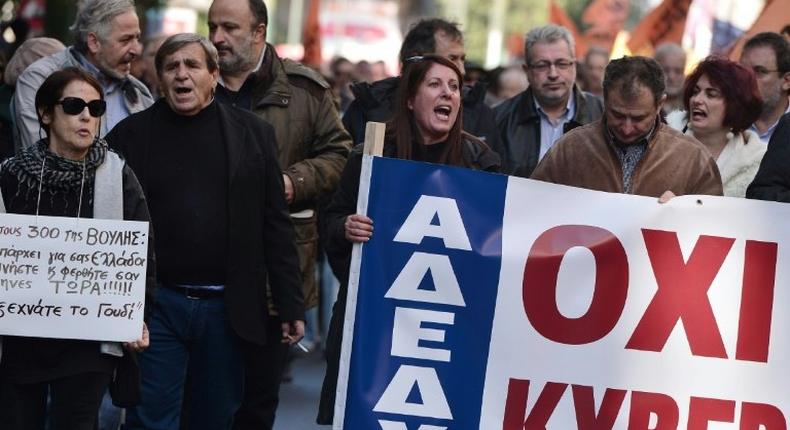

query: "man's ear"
left=254, top=23, right=267, bottom=44
left=781, top=71, right=790, bottom=92
left=657, top=93, right=667, bottom=113
left=86, top=32, right=102, bottom=56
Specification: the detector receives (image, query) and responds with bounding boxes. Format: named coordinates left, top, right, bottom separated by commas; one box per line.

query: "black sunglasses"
left=58, top=97, right=107, bottom=117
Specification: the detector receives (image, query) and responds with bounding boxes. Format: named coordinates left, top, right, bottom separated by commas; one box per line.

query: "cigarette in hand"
left=285, top=334, right=310, bottom=353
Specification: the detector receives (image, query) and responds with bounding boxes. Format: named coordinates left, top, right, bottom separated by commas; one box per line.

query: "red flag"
left=549, top=0, right=588, bottom=57
left=582, top=0, right=630, bottom=52
left=728, top=0, right=790, bottom=60
left=302, top=0, right=322, bottom=67
left=627, top=0, right=692, bottom=55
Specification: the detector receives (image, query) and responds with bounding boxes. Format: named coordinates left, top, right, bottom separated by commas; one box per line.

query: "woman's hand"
left=658, top=190, right=676, bottom=203
left=123, top=323, right=150, bottom=353
left=345, top=214, right=374, bottom=243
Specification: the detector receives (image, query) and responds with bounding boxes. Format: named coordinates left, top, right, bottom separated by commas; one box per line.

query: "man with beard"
left=653, top=42, right=686, bottom=115
left=207, top=0, right=350, bottom=428
left=494, top=24, right=603, bottom=178
left=740, top=32, right=790, bottom=144
left=531, top=56, right=722, bottom=198
left=106, top=33, right=304, bottom=430
left=14, top=0, right=153, bottom=150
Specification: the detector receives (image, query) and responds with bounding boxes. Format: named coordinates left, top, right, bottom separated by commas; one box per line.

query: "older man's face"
left=160, top=43, right=218, bottom=116
left=208, top=0, right=265, bottom=76
left=740, top=45, right=790, bottom=114
left=524, top=40, right=576, bottom=109
left=656, top=52, right=686, bottom=98
left=91, top=9, right=141, bottom=80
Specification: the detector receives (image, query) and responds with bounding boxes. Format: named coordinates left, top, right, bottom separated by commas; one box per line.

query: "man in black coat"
left=494, top=24, right=603, bottom=178
left=106, top=34, right=304, bottom=430
left=342, top=18, right=500, bottom=149
left=747, top=113, right=790, bottom=201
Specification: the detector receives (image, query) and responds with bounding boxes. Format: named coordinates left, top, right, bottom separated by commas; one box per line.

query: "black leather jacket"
left=342, top=77, right=501, bottom=149
left=493, top=85, right=603, bottom=177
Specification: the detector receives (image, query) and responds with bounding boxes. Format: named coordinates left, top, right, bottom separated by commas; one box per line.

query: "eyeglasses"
left=58, top=97, right=107, bottom=117
left=528, top=59, right=576, bottom=73
left=750, top=66, right=782, bottom=77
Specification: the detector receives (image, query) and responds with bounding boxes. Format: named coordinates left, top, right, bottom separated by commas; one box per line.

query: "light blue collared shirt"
left=535, top=95, right=576, bottom=160
left=74, top=51, right=130, bottom=136
left=749, top=102, right=790, bottom=144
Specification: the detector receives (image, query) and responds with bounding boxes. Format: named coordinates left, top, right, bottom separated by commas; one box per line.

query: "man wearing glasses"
left=739, top=32, right=790, bottom=145
left=493, top=24, right=603, bottom=177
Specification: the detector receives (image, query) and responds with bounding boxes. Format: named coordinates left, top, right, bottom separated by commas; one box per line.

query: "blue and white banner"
left=335, top=156, right=790, bottom=429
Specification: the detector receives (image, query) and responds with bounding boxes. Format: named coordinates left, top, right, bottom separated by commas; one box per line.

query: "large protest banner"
left=0, top=214, right=148, bottom=342
left=335, top=155, right=790, bottom=429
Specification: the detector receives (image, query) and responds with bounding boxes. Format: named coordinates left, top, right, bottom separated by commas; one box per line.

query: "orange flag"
left=627, top=0, right=692, bottom=55
left=302, top=0, right=322, bottom=67
left=582, top=0, right=630, bottom=52
left=549, top=0, right=588, bottom=57
left=728, top=0, right=790, bottom=60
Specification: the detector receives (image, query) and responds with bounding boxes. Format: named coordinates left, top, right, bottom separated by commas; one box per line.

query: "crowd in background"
left=0, top=0, right=788, bottom=429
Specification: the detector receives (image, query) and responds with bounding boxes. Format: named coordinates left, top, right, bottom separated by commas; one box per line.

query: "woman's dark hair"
left=390, top=54, right=465, bottom=166
left=35, top=67, right=103, bottom=136
left=682, top=56, right=762, bottom=133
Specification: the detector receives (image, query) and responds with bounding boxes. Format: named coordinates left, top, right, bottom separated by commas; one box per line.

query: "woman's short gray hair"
left=71, top=0, right=136, bottom=53
left=155, top=33, right=219, bottom=76
left=524, top=24, right=576, bottom=63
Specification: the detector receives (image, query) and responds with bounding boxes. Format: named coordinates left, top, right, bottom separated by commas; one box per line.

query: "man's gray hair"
left=71, top=0, right=136, bottom=53
left=155, top=33, right=220, bottom=76
left=653, top=43, right=685, bottom=62
left=524, top=25, right=576, bottom=63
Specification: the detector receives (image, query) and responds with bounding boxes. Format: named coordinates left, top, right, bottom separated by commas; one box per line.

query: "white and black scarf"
left=1, top=138, right=107, bottom=192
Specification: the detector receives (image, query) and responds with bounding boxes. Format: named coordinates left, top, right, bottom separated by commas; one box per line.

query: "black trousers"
left=0, top=371, right=112, bottom=430
left=232, top=316, right=291, bottom=430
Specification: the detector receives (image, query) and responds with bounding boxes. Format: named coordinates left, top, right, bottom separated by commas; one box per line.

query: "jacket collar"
left=349, top=76, right=400, bottom=109
left=602, top=115, right=662, bottom=151
left=516, top=84, right=595, bottom=125
left=251, top=44, right=292, bottom=108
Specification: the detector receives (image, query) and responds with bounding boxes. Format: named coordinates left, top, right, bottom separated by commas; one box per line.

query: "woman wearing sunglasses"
left=0, top=67, right=153, bottom=429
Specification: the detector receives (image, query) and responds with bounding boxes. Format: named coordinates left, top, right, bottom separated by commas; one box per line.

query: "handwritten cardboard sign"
left=0, top=213, right=148, bottom=342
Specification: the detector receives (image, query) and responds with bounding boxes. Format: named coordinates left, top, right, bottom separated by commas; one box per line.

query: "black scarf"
left=1, top=138, right=107, bottom=193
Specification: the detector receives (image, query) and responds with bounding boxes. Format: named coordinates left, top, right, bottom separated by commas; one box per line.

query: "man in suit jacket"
left=106, top=33, right=304, bottom=430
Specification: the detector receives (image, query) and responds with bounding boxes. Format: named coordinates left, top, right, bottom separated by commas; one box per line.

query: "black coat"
left=747, top=113, right=790, bottom=202
left=106, top=101, right=304, bottom=346
left=492, top=85, right=603, bottom=178
left=342, top=77, right=501, bottom=149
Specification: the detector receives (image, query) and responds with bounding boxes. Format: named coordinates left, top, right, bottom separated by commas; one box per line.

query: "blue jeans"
left=124, top=287, right=243, bottom=430
left=319, top=254, right=339, bottom=348
left=97, top=390, right=121, bottom=430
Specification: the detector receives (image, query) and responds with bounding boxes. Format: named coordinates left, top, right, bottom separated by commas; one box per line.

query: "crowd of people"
left=0, top=0, right=787, bottom=429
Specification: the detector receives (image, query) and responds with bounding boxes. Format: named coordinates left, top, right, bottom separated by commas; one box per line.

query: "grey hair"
left=585, top=46, right=609, bottom=63
left=524, top=24, right=576, bottom=64
left=653, top=43, right=686, bottom=63
left=71, top=0, right=137, bottom=53
left=155, top=33, right=220, bottom=76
